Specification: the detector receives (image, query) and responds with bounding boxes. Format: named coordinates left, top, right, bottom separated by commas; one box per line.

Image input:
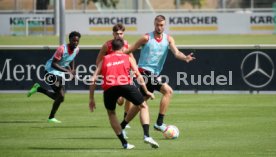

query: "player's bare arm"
left=69, top=60, right=76, bottom=75
left=129, top=57, right=155, bottom=100
left=127, top=44, right=138, bottom=64
left=125, top=35, right=148, bottom=54
left=51, top=58, right=72, bottom=73
left=89, top=61, right=103, bottom=112
left=168, top=36, right=195, bottom=63
left=96, top=43, right=108, bottom=65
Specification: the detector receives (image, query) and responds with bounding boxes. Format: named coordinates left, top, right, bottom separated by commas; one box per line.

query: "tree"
left=175, top=0, right=205, bottom=8
left=80, top=0, right=119, bottom=9
left=226, top=0, right=274, bottom=9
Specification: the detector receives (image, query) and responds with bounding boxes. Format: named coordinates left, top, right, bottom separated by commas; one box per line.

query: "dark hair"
left=69, top=31, right=81, bottom=39
left=111, top=38, right=124, bottom=51
left=154, top=15, right=166, bottom=22
left=112, top=23, right=125, bottom=32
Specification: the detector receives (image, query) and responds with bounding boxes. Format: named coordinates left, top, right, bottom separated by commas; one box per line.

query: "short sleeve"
left=54, top=46, right=64, bottom=61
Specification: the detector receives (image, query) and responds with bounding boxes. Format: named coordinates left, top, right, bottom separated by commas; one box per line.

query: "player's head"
left=154, top=15, right=166, bottom=34
left=68, top=31, right=81, bottom=50
left=111, top=38, right=124, bottom=52
left=112, top=23, right=125, bottom=39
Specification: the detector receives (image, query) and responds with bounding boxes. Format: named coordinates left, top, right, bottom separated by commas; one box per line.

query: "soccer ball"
left=163, top=125, right=179, bottom=139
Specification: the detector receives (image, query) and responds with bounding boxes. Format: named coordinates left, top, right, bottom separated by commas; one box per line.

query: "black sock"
left=48, top=97, right=63, bottom=119
left=117, top=132, right=127, bottom=146
left=49, top=101, right=60, bottom=119
left=142, top=124, right=150, bottom=137
left=120, top=119, right=128, bottom=130
left=37, top=87, right=56, bottom=100
left=156, top=113, right=164, bottom=126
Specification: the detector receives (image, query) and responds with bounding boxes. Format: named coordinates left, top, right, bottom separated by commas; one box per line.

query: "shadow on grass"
left=0, top=120, right=43, bottom=123
left=29, top=147, right=120, bottom=150
left=29, top=147, right=151, bottom=151
left=54, top=137, right=117, bottom=140
left=31, top=125, right=99, bottom=129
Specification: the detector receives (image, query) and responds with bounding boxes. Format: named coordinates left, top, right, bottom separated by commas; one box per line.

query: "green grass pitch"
left=0, top=34, right=276, bottom=156
left=0, top=93, right=275, bottom=157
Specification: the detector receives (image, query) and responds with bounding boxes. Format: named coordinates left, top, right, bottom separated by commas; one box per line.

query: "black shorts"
left=44, top=71, right=64, bottom=93
left=139, top=69, right=163, bottom=96
left=104, top=85, right=144, bottom=111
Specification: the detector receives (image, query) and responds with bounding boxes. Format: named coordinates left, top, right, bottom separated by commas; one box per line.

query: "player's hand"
left=65, top=70, right=76, bottom=80
left=185, top=53, right=196, bottom=63
left=89, top=99, right=96, bottom=112
left=90, top=76, right=96, bottom=84
left=146, top=91, right=155, bottom=100
left=70, top=70, right=76, bottom=76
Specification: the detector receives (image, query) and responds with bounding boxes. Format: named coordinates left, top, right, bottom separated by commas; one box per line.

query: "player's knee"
left=60, top=96, right=64, bottom=102
left=117, top=97, right=125, bottom=106
left=140, top=102, right=148, bottom=110
left=56, top=95, right=64, bottom=103
left=168, top=88, right=173, bottom=96
left=164, top=86, right=173, bottom=97
left=107, top=110, right=116, bottom=116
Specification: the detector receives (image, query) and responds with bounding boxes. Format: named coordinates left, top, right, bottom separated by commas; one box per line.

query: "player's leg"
left=117, top=97, right=132, bottom=128
left=138, top=73, right=166, bottom=132
left=27, top=83, right=56, bottom=99
left=120, top=85, right=145, bottom=126
left=48, top=78, right=64, bottom=123
left=117, top=96, right=125, bottom=106
left=139, top=102, right=150, bottom=136
left=154, top=83, right=173, bottom=132
left=106, top=109, right=134, bottom=149
left=123, top=76, right=138, bottom=128
left=124, top=100, right=132, bottom=128
left=37, top=86, right=57, bottom=100
left=27, top=72, right=58, bottom=100
left=104, top=86, right=134, bottom=149
left=138, top=102, right=159, bottom=148
left=27, top=83, right=40, bottom=97
left=120, top=102, right=141, bottom=126
left=119, top=88, right=141, bottom=138
left=159, top=83, right=173, bottom=115
left=120, top=85, right=159, bottom=148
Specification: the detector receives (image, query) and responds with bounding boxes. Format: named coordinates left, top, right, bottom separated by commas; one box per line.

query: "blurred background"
left=1, top=0, right=276, bottom=37
left=0, top=4, right=275, bottom=157
left=0, top=0, right=275, bottom=12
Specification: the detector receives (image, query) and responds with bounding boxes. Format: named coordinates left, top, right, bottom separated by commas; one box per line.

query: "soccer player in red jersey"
left=89, top=38, right=159, bottom=149
left=95, top=23, right=134, bottom=129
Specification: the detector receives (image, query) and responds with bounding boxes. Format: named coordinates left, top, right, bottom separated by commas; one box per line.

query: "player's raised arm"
left=125, top=35, right=148, bottom=54
left=96, top=43, right=108, bottom=66
left=127, top=44, right=138, bottom=65
left=168, top=36, right=195, bottom=63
